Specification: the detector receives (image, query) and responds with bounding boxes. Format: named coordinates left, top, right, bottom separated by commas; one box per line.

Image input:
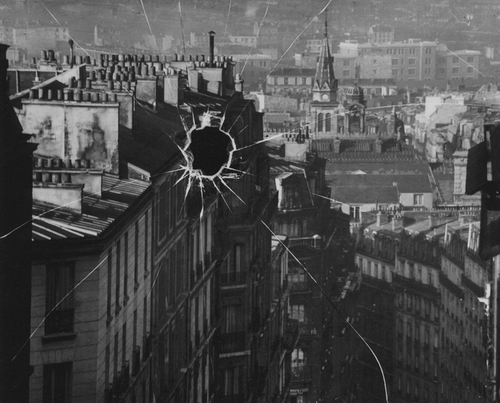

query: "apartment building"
left=268, top=135, right=351, bottom=402
left=8, top=32, right=294, bottom=403
left=353, top=214, right=492, bottom=403
left=338, top=39, right=438, bottom=82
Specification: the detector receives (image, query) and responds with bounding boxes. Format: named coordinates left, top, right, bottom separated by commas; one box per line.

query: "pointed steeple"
left=313, top=9, right=337, bottom=103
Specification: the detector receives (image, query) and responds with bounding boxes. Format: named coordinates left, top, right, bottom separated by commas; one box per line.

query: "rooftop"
left=32, top=174, right=150, bottom=241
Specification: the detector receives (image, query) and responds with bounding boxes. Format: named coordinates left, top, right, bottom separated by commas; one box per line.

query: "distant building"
left=435, top=49, right=481, bottom=81
left=353, top=213, right=491, bottom=403
left=338, top=39, right=439, bottom=82
left=266, top=67, right=315, bottom=95
left=367, top=25, right=395, bottom=45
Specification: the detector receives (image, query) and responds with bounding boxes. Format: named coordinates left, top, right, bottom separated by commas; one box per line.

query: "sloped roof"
left=331, top=184, right=398, bottom=204
left=32, top=174, right=150, bottom=241
left=328, top=173, right=432, bottom=194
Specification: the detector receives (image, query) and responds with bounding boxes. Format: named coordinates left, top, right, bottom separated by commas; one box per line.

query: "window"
left=409, top=58, right=416, bottom=65
left=222, top=304, right=244, bottom=333
left=223, top=366, right=243, bottom=398
left=124, top=232, right=128, bottom=301
left=425, top=57, right=431, bottom=64
left=343, top=59, right=350, bottom=67
left=43, top=362, right=72, bottom=403
left=342, top=70, right=350, bottom=77
left=107, top=250, right=112, bottom=319
left=317, top=113, right=324, bottom=132
left=408, top=68, right=415, bottom=75
left=424, top=68, right=431, bottom=75
left=453, top=56, right=459, bottom=64
left=134, top=222, right=139, bottom=287
left=452, top=67, right=459, bottom=74
left=115, top=239, right=121, bottom=311
left=467, top=66, right=473, bottom=73
left=467, top=56, right=474, bottom=63
left=425, top=47, right=432, bottom=54
left=292, top=348, right=305, bottom=369
left=45, top=262, right=75, bottom=334
left=290, top=304, right=305, bottom=323
left=392, top=69, right=398, bottom=76
left=438, top=67, right=445, bottom=75
left=325, top=113, right=331, bottom=132
left=392, top=59, right=398, bottom=65
left=414, top=194, right=423, bottom=205
left=144, top=211, right=149, bottom=276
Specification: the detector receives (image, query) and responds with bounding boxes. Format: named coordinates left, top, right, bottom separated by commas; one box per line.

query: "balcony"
left=289, top=281, right=309, bottom=292
left=45, top=308, right=74, bottom=334
left=289, top=236, right=322, bottom=249
left=220, top=271, right=246, bottom=285
left=292, top=365, right=312, bottom=382
left=219, top=331, right=246, bottom=353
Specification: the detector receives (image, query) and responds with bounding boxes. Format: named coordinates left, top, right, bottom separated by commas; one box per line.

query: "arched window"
left=317, top=113, right=324, bottom=132
left=325, top=113, right=331, bottom=132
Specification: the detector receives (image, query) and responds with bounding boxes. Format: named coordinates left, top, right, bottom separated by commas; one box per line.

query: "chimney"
left=376, top=211, right=382, bottom=226
left=333, top=138, right=341, bottom=154
left=164, top=70, right=183, bottom=105
left=375, top=138, right=383, bottom=153
left=69, top=39, right=74, bottom=68
left=209, top=31, right=215, bottom=67
left=188, top=69, right=201, bottom=92
left=235, top=73, right=244, bottom=92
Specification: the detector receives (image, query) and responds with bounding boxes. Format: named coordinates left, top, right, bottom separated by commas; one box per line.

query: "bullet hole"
left=187, top=125, right=233, bottom=177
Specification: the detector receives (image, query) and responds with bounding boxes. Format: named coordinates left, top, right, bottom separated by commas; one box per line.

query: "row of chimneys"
left=29, top=87, right=119, bottom=103
left=33, top=171, right=73, bottom=184
left=33, top=157, right=91, bottom=169
left=36, top=49, right=232, bottom=70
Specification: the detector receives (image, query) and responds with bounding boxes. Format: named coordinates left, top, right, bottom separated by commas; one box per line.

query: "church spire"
left=313, top=8, right=337, bottom=102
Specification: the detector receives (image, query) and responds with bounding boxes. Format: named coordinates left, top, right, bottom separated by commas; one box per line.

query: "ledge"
left=41, top=332, right=77, bottom=343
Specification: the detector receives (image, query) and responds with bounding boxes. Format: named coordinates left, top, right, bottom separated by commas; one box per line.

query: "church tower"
left=309, top=10, right=341, bottom=136
left=312, top=12, right=337, bottom=103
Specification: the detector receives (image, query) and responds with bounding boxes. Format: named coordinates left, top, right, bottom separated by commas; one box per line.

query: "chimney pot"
left=38, top=88, right=44, bottom=99
left=86, top=80, right=92, bottom=89
left=74, top=159, right=81, bottom=168
left=74, top=90, right=81, bottom=102
left=57, top=89, right=63, bottom=100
